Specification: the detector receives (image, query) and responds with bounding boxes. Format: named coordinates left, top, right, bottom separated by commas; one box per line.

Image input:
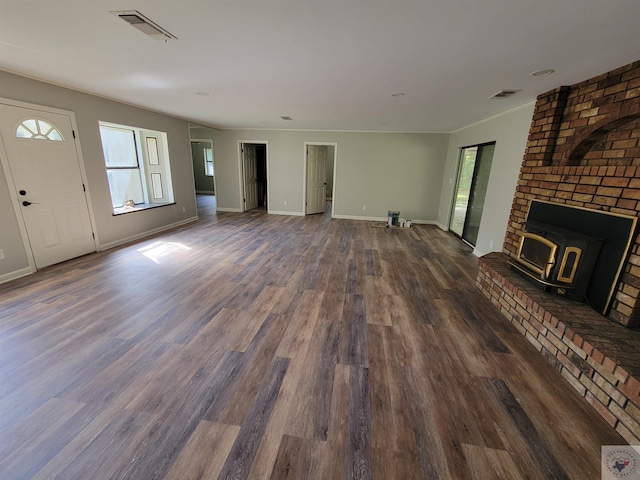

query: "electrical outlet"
left=0, top=249, right=4, bottom=260
left=489, top=240, right=494, bottom=248
left=362, top=205, right=366, bottom=211
left=182, top=206, right=186, bottom=213
left=284, top=200, right=287, bottom=206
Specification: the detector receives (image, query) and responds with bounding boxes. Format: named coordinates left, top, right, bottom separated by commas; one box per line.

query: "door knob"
left=19, top=190, right=27, bottom=196
left=22, top=201, right=38, bottom=206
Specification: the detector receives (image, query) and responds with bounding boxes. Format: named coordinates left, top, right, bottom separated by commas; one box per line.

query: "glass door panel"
left=450, top=146, right=478, bottom=237
left=462, top=143, right=494, bottom=246
left=449, top=143, right=495, bottom=246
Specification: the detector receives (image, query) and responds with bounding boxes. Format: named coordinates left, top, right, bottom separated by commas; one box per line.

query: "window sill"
left=112, top=202, right=175, bottom=216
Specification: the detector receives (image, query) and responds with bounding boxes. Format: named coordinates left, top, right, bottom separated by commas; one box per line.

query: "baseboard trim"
left=333, top=214, right=387, bottom=221
left=0, top=266, right=35, bottom=284
left=269, top=210, right=305, bottom=217
left=333, top=215, right=438, bottom=225
left=98, top=216, right=199, bottom=251
left=216, top=207, right=243, bottom=213
left=412, top=220, right=438, bottom=225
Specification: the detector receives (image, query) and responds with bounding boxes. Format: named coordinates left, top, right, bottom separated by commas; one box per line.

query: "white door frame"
left=303, top=142, right=337, bottom=217
left=0, top=97, right=99, bottom=274
left=237, top=140, right=268, bottom=212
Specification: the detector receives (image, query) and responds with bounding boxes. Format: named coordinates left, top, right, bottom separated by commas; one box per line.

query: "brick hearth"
left=477, top=252, right=640, bottom=444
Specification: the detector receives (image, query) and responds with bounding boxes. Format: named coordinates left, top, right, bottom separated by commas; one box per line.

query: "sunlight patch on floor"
left=137, top=241, right=191, bottom=264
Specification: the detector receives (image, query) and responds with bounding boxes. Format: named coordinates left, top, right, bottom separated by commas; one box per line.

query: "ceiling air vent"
left=489, top=89, right=522, bottom=99
left=110, top=10, right=177, bottom=41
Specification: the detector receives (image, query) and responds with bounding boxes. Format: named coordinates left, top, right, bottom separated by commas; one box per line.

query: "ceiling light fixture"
left=531, top=69, right=555, bottom=77
left=391, top=92, right=405, bottom=97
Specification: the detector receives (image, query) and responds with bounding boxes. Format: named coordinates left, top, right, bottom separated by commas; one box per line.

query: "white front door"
left=242, top=144, right=258, bottom=211
left=0, top=103, right=95, bottom=269
left=306, top=145, right=327, bottom=215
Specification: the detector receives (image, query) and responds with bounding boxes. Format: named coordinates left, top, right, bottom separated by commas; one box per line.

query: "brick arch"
left=559, top=100, right=640, bottom=166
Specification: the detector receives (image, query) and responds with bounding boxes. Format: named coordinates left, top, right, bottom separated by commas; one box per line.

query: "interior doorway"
left=190, top=139, right=215, bottom=195
left=304, top=142, right=336, bottom=216
left=240, top=142, right=267, bottom=211
left=449, top=142, right=495, bottom=246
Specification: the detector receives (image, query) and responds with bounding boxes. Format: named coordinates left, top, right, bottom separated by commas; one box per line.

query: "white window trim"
left=99, top=121, right=175, bottom=214
left=204, top=146, right=214, bottom=177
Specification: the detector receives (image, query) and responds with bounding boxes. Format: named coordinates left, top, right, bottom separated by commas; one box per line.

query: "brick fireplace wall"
left=476, top=60, right=640, bottom=444
left=505, top=60, right=640, bottom=328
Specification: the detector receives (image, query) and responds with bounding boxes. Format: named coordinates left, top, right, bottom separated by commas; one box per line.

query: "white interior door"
left=242, top=144, right=258, bottom=211
left=306, top=145, right=327, bottom=215
left=0, top=103, right=95, bottom=269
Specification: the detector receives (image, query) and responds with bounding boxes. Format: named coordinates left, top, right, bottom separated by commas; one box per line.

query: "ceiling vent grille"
left=110, top=10, right=177, bottom=41
left=489, top=89, right=522, bottom=99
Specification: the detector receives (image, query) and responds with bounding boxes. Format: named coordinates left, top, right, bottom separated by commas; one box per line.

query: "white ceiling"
left=2, top=1, right=640, bottom=133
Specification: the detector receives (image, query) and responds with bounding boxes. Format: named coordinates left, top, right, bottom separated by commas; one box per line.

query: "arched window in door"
left=16, top=119, right=64, bottom=141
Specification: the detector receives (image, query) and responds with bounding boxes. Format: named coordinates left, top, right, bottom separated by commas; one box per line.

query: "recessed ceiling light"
left=196, top=91, right=209, bottom=96
left=531, top=69, right=555, bottom=77
left=280, top=115, right=293, bottom=121
left=391, top=92, right=405, bottom=97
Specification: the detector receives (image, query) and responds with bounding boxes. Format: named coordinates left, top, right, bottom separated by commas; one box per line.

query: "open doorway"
left=240, top=142, right=267, bottom=211
left=304, top=142, right=336, bottom=216
left=191, top=139, right=215, bottom=195
left=191, top=138, right=217, bottom=219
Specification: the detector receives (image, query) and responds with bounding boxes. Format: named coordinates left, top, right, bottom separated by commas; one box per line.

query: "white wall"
left=0, top=70, right=198, bottom=278
left=438, top=103, right=535, bottom=256
left=0, top=160, right=29, bottom=279
left=210, top=129, right=450, bottom=221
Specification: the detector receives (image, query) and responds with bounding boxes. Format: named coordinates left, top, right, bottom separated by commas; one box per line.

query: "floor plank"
left=217, top=356, right=290, bottom=479
left=164, top=421, right=240, bottom=480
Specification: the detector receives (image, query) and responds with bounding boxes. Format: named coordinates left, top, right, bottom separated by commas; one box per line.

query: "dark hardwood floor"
left=0, top=195, right=625, bottom=479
